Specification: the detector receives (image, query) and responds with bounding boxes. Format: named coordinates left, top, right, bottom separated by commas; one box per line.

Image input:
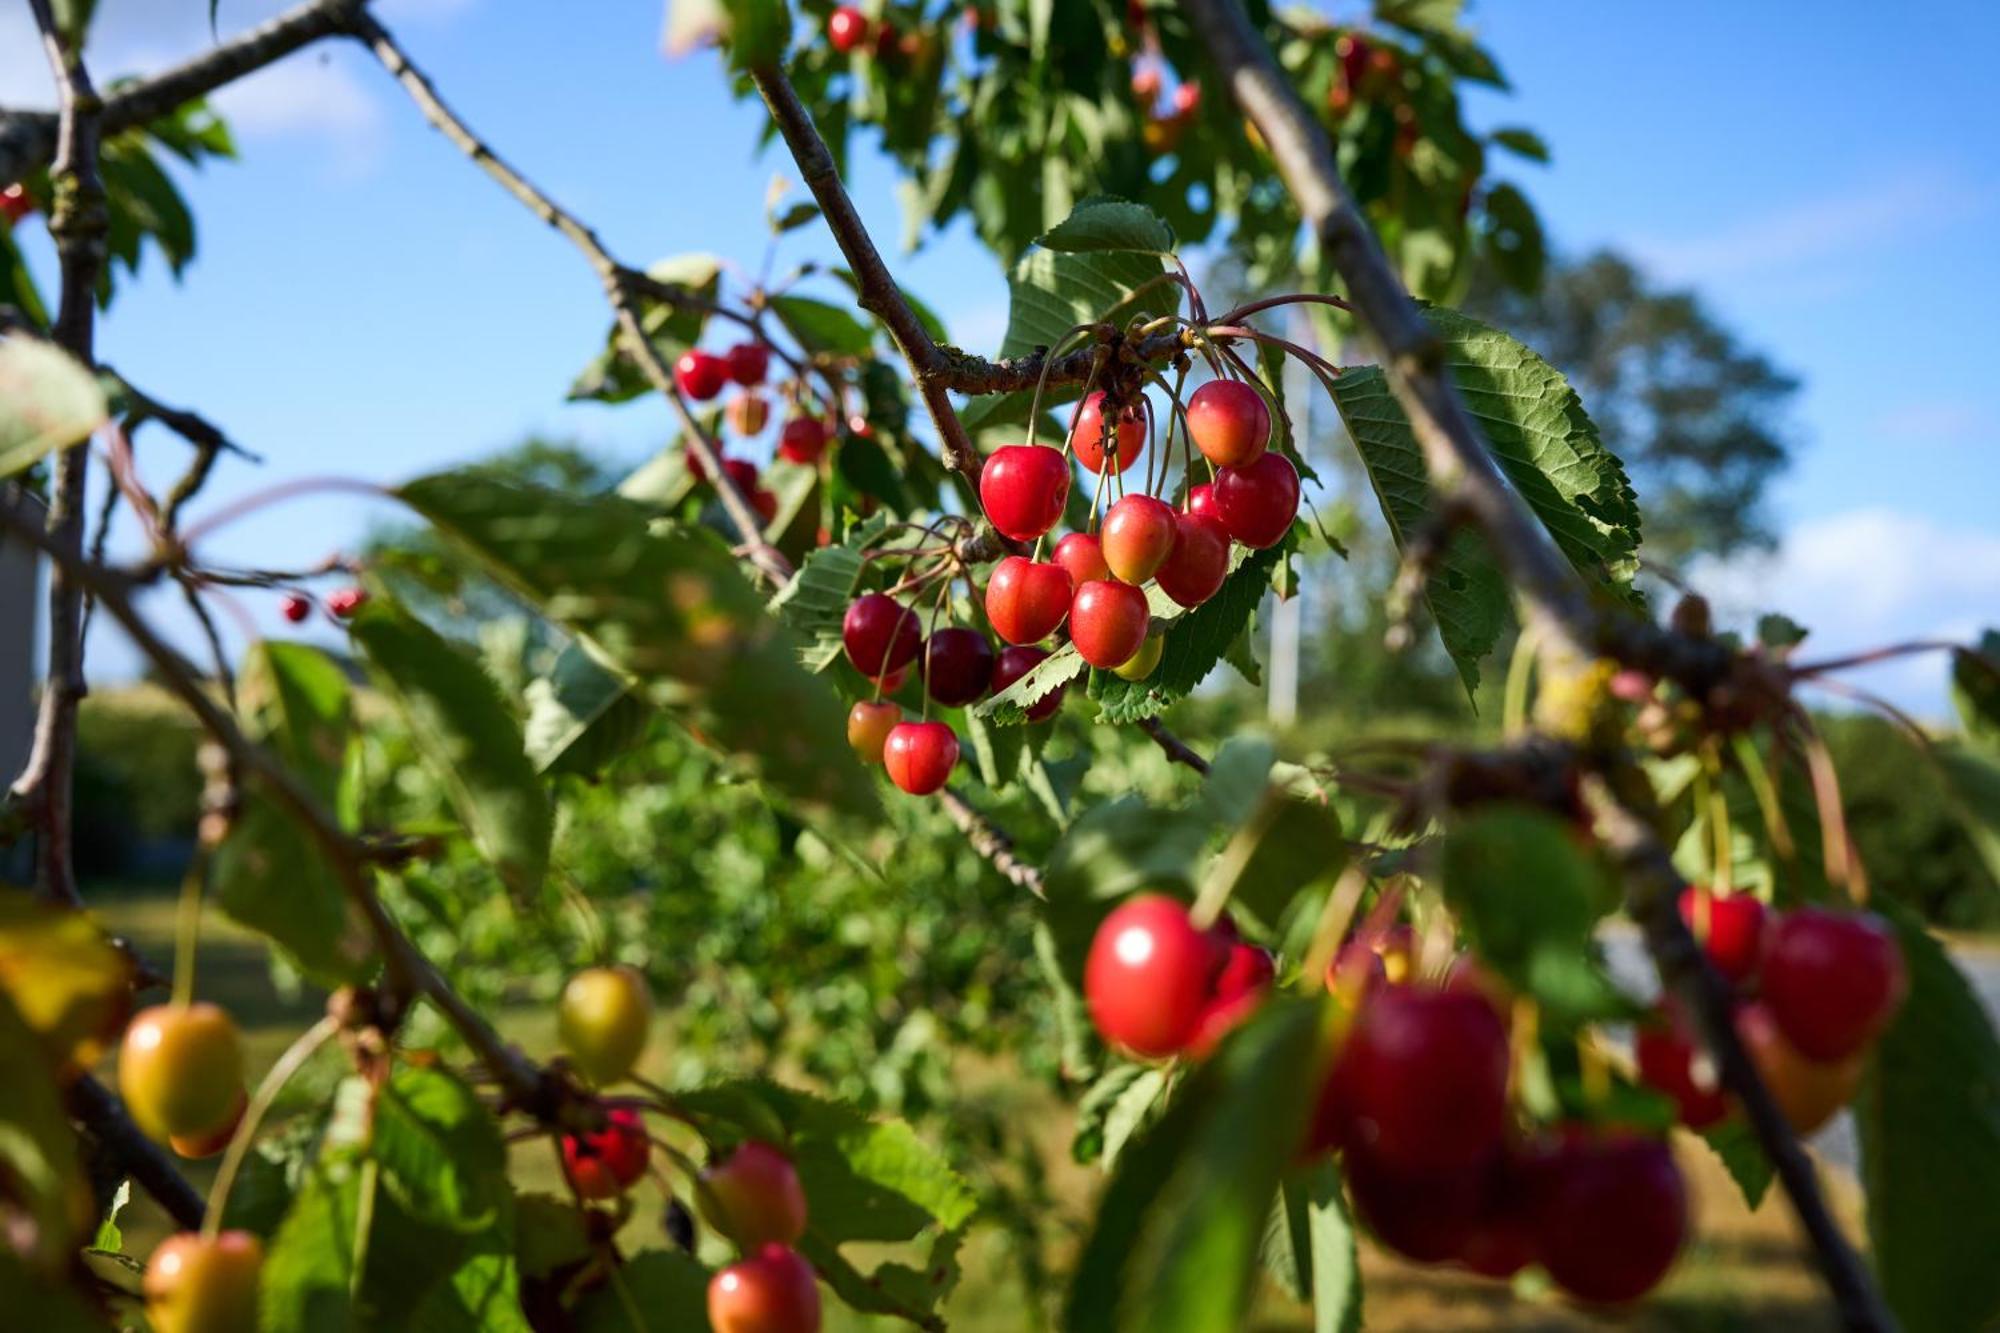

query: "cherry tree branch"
left=938, top=789, right=1045, bottom=897
left=1139, top=716, right=1211, bottom=774
left=346, top=13, right=791, bottom=584
left=67, top=1073, right=207, bottom=1230
left=1181, top=2, right=1893, bottom=1327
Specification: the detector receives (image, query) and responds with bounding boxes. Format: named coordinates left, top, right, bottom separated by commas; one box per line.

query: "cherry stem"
left=168, top=848, right=208, bottom=1010
left=202, top=1015, right=340, bottom=1239
left=1298, top=860, right=1372, bottom=991
left=177, top=476, right=391, bottom=549
left=1210, top=292, right=1353, bottom=326
left=1729, top=733, right=1797, bottom=863
left=1788, top=638, right=1964, bottom=677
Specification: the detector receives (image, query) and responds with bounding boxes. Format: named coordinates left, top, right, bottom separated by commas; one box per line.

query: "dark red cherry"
left=991, top=645, right=1065, bottom=722
left=1068, top=580, right=1151, bottom=670
left=1070, top=392, right=1145, bottom=476
left=1213, top=452, right=1299, bottom=549
left=326, top=587, right=368, bottom=619
left=842, top=593, right=921, bottom=676
left=1053, top=532, right=1112, bottom=587
left=722, top=458, right=761, bottom=494
left=979, top=445, right=1071, bottom=542
left=1084, top=895, right=1219, bottom=1057
left=777, top=417, right=829, bottom=464
left=1343, top=1148, right=1487, bottom=1264
left=724, top=341, right=770, bottom=387
left=883, top=721, right=958, bottom=795
left=1155, top=511, right=1231, bottom=608
left=1186, top=379, right=1269, bottom=468
left=1677, top=888, right=1767, bottom=984
left=560, top=1106, right=650, bottom=1200
left=1185, top=483, right=1221, bottom=523
left=1760, top=908, right=1906, bottom=1062
left=920, top=628, right=995, bottom=707
left=1634, top=1000, right=1730, bottom=1130
left=1322, top=985, right=1508, bottom=1173
left=1457, top=1143, right=1547, bottom=1280
left=984, top=556, right=1072, bottom=645
left=0, top=184, right=32, bottom=225
left=675, top=350, right=728, bottom=401
left=1533, top=1130, right=1687, bottom=1305
left=279, top=594, right=310, bottom=624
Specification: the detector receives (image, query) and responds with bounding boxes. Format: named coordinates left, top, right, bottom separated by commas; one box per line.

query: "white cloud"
left=211, top=50, right=386, bottom=177
left=1687, top=507, right=2000, bottom=719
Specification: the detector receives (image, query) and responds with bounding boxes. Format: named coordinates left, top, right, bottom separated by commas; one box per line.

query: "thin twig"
left=937, top=788, right=1045, bottom=897
left=65, top=1073, right=206, bottom=1231
left=1139, top=716, right=1210, bottom=774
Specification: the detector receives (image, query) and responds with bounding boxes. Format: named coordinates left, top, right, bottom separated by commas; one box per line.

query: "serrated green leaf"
left=1952, top=631, right=2000, bottom=750
left=1100, top=1067, right=1170, bottom=1169
left=92, top=1179, right=131, bottom=1253
left=1035, top=196, right=1175, bottom=254
left=1934, top=740, right=2000, bottom=889
left=1857, top=900, right=2000, bottom=1333
left=973, top=641, right=1087, bottom=725
left=1092, top=543, right=1285, bottom=723
left=1203, top=792, right=1346, bottom=931
left=368, top=1068, right=508, bottom=1234
left=618, top=441, right=700, bottom=510
left=523, top=643, right=654, bottom=777
left=0, top=335, right=108, bottom=477
left=1261, top=1160, right=1362, bottom=1333
left=768, top=512, right=890, bottom=671
left=349, top=599, right=551, bottom=899
left=1191, top=735, right=1277, bottom=829
left=1698, top=1117, right=1772, bottom=1212
left=1330, top=306, right=1640, bottom=694
left=768, top=293, right=874, bottom=358
left=574, top=1250, right=711, bottom=1332
left=999, top=242, right=1173, bottom=364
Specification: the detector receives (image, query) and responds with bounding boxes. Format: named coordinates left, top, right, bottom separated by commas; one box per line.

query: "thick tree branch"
left=347, top=14, right=791, bottom=584
left=1182, top=2, right=1893, bottom=1327
left=67, top=1073, right=206, bottom=1231
left=0, top=0, right=369, bottom=187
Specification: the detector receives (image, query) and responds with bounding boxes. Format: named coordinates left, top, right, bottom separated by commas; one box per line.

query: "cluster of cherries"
left=1639, top=890, right=1907, bottom=1138
left=675, top=338, right=837, bottom=526
left=276, top=584, right=368, bottom=626
left=825, top=4, right=924, bottom=61
left=1131, top=65, right=1202, bottom=154
left=1082, top=899, right=1693, bottom=1305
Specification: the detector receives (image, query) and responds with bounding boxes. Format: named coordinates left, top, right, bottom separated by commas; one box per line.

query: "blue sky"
left=3, top=0, right=1995, bottom=715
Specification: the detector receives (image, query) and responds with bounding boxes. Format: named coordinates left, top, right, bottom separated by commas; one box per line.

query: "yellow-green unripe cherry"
left=120, top=1002, right=246, bottom=1142
left=558, top=965, right=653, bottom=1085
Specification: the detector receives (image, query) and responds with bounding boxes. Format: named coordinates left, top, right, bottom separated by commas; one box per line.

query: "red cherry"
left=708, top=1242, right=821, bottom=1333
left=699, top=1142, right=808, bottom=1248
left=846, top=700, right=901, bottom=764
left=1760, top=908, right=1905, bottom=1062
left=279, top=594, right=310, bottom=625
left=1069, top=392, right=1145, bottom=476
left=984, top=556, right=1072, bottom=645
left=1186, top=943, right=1274, bottom=1058
left=1084, top=895, right=1219, bottom=1057
left=1338, top=33, right=1372, bottom=90
left=919, top=628, right=996, bottom=707
left=1155, top=511, right=1231, bottom=608
left=1171, top=81, right=1201, bottom=116
left=1677, top=888, right=1767, bottom=984
left=724, top=341, right=770, bottom=387
left=979, top=445, right=1071, bottom=542
left=1322, top=985, right=1508, bottom=1173
left=1, top=184, right=32, bottom=225
left=1213, top=453, right=1299, bottom=549
left=1052, top=532, right=1112, bottom=587
left=723, top=458, right=761, bottom=494
left=326, top=587, right=368, bottom=619
left=1343, top=1149, right=1487, bottom=1264
left=1533, top=1131, right=1687, bottom=1304
left=1131, top=65, right=1162, bottom=103
left=1186, top=379, right=1270, bottom=468
left=1068, top=580, right=1150, bottom=669
left=674, top=350, right=728, bottom=401
left=991, top=645, right=1065, bottom=722
left=1634, top=1000, right=1730, bottom=1130
left=1185, top=483, right=1221, bottom=523
left=871, top=663, right=910, bottom=695
left=1457, top=1144, right=1546, bottom=1280
left=1100, top=494, right=1178, bottom=583
left=778, top=418, right=829, bottom=464
left=827, top=5, right=868, bottom=53
left=751, top=488, right=779, bottom=526
left=883, top=721, right=958, bottom=795
left=1736, top=1001, right=1864, bottom=1136
left=842, top=593, right=921, bottom=676
left=560, top=1107, right=650, bottom=1200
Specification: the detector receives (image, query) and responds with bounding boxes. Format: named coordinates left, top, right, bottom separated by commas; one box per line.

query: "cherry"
left=1070, top=391, right=1145, bottom=476
left=170, top=1087, right=246, bottom=1160
left=1171, top=81, right=1201, bottom=116
left=1533, top=1130, right=1686, bottom=1305
left=883, top=721, right=958, bottom=795
left=1737, top=1001, right=1864, bottom=1136
left=1320, top=985, right=1508, bottom=1173
left=709, top=1243, right=821, bottom=1333
left=984, top=555, right=1072, bottom=645
left=1213, top=452, right=1299, bottom=549
left=1100, top=494, right=1178, bottom=583
left=1343, top=1148, right=1486, bottom=1264
left=725, top=341, right=770, bottom=387
left=1677, top=887, right=1767, bottom=984
left=279, top=594, right=310, bottom=624
left=1761, top=907, right=1906, bottom=1061
left=846, top=700, right=901, bottom=764
left=1110, top=632, right=1164, bottom=682
left=1457, top=1144, right=1545, bottom=1280
left=722, top=458, right=761, bottom=494
left=978, top=445, right=1070, bottom=542
left=700, top=1141, right=809, bottom=1248
left=727, top=394, right=770, bottom=437
left=920, top=627, right=995, bottom=707
left=842, top=593, right=922, bottom=676
left=1052, top=532, right=1112, bottom=587
left=778, top=417, right=830, bottom=465
left=1338, top=33, right=1372, bottom=91
left=1069, top=579, right=1151, bottom=669
left=0, top=184, right=31, bottom=226
left=752, top=488, right=779, bottom=526
left=827, top=5, right=868, bottom=52
left=871, top=663, right=910, bottom=695
left=121, top=1002, right=246, bottom=1142
left=326, top=586, right=368, bottom=619
left=145, top=1230, right=263, bottom=1333
left=558, top=965, right=653, bottom=1086
left=1186, top=942, right=1274, bottom=1058
left=1186, top=379, right=1270, bottom=468
left=1084, top=895, right=1219, bottom=1057
left=675, top=349, right=728, bottom=401
left=1634, top=1000, right=1730, bottom=1130
left=1185, top=482, right=1221, bottom=523
left=1131, top=65, right=1162, bottom=103
left=561, top=1106, right=650, bottom=1200
left=991, top=645, right=1065, bottom=721
left=1155, top=511, right=1230, bottom=608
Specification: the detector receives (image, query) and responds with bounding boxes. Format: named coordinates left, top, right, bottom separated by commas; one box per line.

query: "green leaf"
left=768, top=293, right=874, bottom=358
left=1065, top=997, right=1328, bottom=1333
left=1191, top=735, right=1278, bottom=830
left=92, top=1179, right=131, bottom=1253
left=1489, top=127, right=1549, bottom=162
left=349, top=599, right=552, bottom=899
left=1092, top=543, right=1285, bottom=723
left=1036, top=196, right=1175, bottom=254
left=1262, top=1160, right=1362, bottom=1333
left=1330, top=306, right=1640, bottom=694
left=1856, top=900, right=2000, bottom=1333
left=1952, top=631, right=2000, bottom=750
left=261, top=1153, right=362, bottom=1332
left=1934, top=740, right=2000, bottom=889
left=1698, top=1117, right=1772, bottom=1212
left=1201, top=791, right=1347, bottom=931
left=0, top=335, right=108, bottom=477
left=397, top=471, right=876, bottom=819
left=573, top=1250, right=712, bottom=1332
left=998, top=234, right=1173, bottom=364
left=569, top=254, right=721, bottom=403
left=1439, top=807, right=1631, bottom=1024
left=368, top=1068, right=508, bottom=1234
left=523, top=643, right=654, bottom=777
left=768, top=512, right=890, bottom=671
left=0, top=992, right=86, bottom=1259
left=1756, top=612, right=1810, bottom=651
left=0, top=886, right=133, bottom=1070
left=1041, top=795, right=1209, bottom=985
left=214, top=643, right=376, bottom=985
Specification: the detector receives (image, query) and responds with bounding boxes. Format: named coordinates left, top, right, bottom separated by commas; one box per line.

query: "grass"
left=86, top=883, right=1859, bottom=1331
